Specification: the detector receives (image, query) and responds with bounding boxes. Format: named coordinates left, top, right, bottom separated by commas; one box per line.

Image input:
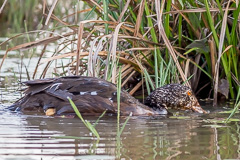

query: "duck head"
left=145, top=84, right=207, bottom=113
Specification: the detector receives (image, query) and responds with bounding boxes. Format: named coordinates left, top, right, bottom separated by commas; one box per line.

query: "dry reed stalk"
left=129, top=79, right=143, bottom=95
left=45, top=0, right=59, bottom=25
left=42, top=0, right=46, bottom=14
left=9, top=32, right=75, bottom=50
left=32, top=44, right=47, bottom=79
left=192, top=54, right=201, bottom=91
left=122, top=70, right=136, bottom=87
left=208, top=38, right=216, bottom=77
left=0, top=0, right=7, bottom=14
left=76, top=23, right=84, bottom=75
left=0, top=31, right=76, bottom=72
left=213, top=1, right=230, bottom=106
left=47, top=14, right=77, bottom=31
left=117, top=0, right=131, bottom=22
left=40, top=50, right=141, bottom=73
left=119, top=66, right=134, bottom=80
left=184, top=59, right=190, bottom=78
left=134, top=0, right=145, bottom=37
left=88, top=0, right=116, bottom=22
left=109, top=22, right=125, bottom=83
left=125, top=47, right=163, bottom=51
left=171, top=3, right=200, bottom=38
left=155, top=0, right=190, bottom=87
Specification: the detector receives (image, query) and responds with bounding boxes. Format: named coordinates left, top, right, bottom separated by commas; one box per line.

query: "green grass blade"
left=225, top=88, right=240, bottom=123
left=118, top=112, right=132, bottom=136
left=67, top=97, right=100, bottom=139
left=93, top=110, right=107, bottom=128
left=67, top=97, right=88, bottom=127
left=204, top=0, right=219, bottom=48
left=117, top=66, right=122, bottom=133
left=103, top=0, right=109, bottom=34
left=154, top=48, right=158, bottom=88
left=178, top=15, right=182, bottom=47
left=144, top=68, right=155, bottom=90
left=85, top=120, right=100, bottom=139
left=84, top=0, right=101, bottom=20
left=225, top=100, right=240, bottom=123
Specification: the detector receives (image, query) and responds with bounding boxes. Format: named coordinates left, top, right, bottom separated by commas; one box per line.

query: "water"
left=0, top=103, right=239, bottom=160
left=0, top=58, right=240, bottom=160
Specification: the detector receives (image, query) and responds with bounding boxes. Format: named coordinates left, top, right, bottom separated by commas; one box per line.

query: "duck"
left=8, top=76, right=206, bottom=116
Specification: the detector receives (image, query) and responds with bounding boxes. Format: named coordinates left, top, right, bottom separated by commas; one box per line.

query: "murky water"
left=1, top=58, right=240, bottom=160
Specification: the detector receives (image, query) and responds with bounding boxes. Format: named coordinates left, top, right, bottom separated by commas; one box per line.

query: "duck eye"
left=187, top=91, right=192, bottom=96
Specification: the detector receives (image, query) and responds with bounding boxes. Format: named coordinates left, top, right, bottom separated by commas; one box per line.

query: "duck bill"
left=191, top=102, right=207, bottom=114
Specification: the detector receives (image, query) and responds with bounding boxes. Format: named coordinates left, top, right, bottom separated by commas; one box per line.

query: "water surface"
left=0, top=104, right=239, bottom=160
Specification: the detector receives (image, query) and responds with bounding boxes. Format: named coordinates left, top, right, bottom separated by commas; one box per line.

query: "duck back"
left=9, top=76, right=165, bottom=116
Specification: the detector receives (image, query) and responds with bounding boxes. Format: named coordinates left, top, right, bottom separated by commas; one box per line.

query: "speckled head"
left=145, top=84, right=206, bottom=113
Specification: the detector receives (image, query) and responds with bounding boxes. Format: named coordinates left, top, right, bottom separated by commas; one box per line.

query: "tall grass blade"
left=118, top=112, right=132, bottom=136
left=154, top=48, right=159, bottom=89
left=117, top=66, right=122, bottom=133
left=103, top=0, right=109, bottom=34
left=213, top=1, right=231, bottom=106
left=93, top=110, right=107, bottom=128
left=45, top=0, right=59, bottom=25
left=67, top=97, right=100, bottom=139
left=0, top=0, right=7, bottom=14
left=144, top=68, right=155, bottom=90
left=226, top=89, right=240, bottom=123
left=84, top=0, right=101, bottom=20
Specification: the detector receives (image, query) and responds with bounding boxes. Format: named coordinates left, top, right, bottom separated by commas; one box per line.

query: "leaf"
left=228, top=118, right=240, bottom=122
left=186, top=39, right=209, bottom=53
left=218, top=79, right=229, bottom=99
left=203, top=118, right=240, bottom=124
left=219, top=110, right=239, bottom=114
left=203, top=119, right=225, bottom=123
left=178, top=0, right=184, bottom=7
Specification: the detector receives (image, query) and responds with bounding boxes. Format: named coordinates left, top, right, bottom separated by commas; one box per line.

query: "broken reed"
left=0, top=1, right=240, bottom=117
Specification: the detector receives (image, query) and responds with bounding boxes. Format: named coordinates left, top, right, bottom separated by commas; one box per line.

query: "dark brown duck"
left=9, top=76, right=206, bottom=116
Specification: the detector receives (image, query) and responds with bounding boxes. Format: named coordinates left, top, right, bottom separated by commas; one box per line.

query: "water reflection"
left=0, top=105, right=239, bottom=160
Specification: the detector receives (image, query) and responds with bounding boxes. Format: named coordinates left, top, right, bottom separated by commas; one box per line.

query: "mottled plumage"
left=145, top=84, right=206, bottom=113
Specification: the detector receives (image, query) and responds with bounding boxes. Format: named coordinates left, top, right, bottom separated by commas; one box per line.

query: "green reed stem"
left=154, top=48, right=158, bottom=89
left=84, top=0, right=101, bottom=20
left=117, top=66, right=122, bottom=133
left=103, top=0, right=109, bottom=34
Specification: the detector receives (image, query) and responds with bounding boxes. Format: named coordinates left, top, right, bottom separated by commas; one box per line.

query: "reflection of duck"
left=9, top=76, right=206, bottom=116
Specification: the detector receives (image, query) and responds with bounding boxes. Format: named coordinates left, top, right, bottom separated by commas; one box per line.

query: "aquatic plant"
left=226, top=89, right=240, bottom=123
left=67, top=97, right=106, bottom=139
